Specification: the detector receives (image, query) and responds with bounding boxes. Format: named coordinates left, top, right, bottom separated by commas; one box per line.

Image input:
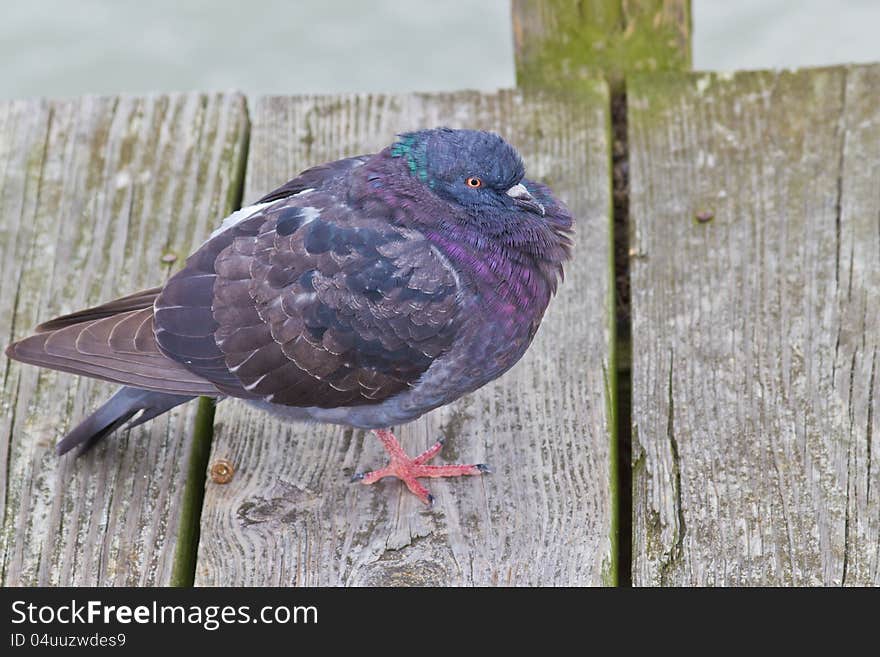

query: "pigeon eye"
left=465, top=177, right=482, bottom=188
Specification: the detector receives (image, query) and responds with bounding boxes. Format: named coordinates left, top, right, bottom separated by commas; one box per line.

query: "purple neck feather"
left=356, top=150, right=556, bottom=318
left=423, top=229, right=550, bottom=319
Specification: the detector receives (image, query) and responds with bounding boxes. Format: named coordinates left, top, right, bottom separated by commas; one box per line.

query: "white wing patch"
left=207, top=188, right=316, bottom=242
left=297, top=206, right=320, bottom=226
left=207, top=201, right=274, bottom=241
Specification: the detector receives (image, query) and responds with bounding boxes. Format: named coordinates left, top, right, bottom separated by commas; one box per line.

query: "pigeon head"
left=390, top=128, right=544, bottom=217
left=366, top=127, right=573, bottom=299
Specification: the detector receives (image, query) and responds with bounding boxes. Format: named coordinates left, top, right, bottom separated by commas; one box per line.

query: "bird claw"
left=355, top=429, right=488, bottom=504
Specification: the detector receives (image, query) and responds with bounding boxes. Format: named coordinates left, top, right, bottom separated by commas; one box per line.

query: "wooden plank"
left=629, top=64, right=880, bottom=585
left=512, top=0, right=692, bottom=89
left=0, top=93, right=248, bottom=585
left=512, top=0, right=694, bottom=587
left=196, top=88, right=615, bottom=586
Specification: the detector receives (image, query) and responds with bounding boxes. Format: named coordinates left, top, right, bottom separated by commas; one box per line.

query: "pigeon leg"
left=352, top=429, right=489, bottom=505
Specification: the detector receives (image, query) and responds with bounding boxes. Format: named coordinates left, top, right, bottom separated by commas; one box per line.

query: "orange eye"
left=466, top=177, right=482, bottom=188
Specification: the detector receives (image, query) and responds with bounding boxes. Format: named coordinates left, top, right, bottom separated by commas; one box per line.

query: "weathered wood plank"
left=196, top=89, right=615, bottom=586
left=629, top=64, right=880, bottom=585
left=0, top=93, right=248, bottom=585
left=512, top=0, right=692, bottom=89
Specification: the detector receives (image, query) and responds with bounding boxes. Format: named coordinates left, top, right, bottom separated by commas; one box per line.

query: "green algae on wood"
left=512, top=0, right=692, bottom=90
left=170, top=396, right=217, bottom=587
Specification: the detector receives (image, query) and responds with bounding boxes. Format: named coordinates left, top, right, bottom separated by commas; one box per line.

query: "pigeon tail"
left=56, top=387, right=194, bottom=456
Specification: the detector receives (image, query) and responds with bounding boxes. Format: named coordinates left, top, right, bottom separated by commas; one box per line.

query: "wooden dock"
left=1, top=2, right=877, bottom=586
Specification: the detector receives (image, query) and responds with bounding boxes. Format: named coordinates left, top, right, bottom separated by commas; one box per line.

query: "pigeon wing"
left=155, top=190, right=463, bottom=408
left=256, top=155, right=371, bottom=203
left=34, top=287, right=163, bottom=332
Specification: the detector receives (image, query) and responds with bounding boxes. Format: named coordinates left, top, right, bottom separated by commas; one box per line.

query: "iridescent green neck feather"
left=391, top=134, right=431, bottom=185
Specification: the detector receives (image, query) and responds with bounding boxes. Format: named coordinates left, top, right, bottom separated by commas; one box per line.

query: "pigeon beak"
left=506, top=183, right=545, bottom=216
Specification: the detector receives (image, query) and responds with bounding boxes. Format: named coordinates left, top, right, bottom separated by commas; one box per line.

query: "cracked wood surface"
left=195, top=89, right=616, bottom=586
left=629, top=64, right=880, bottom=585
left=0, top=94, right=248, bottom=585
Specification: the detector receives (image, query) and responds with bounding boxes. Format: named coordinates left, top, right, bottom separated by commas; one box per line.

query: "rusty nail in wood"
left=210, top=459, right=235, bottom=484
left=695, top=209, right=714, bottom=223
left=161, top=252, right=177, bottom=264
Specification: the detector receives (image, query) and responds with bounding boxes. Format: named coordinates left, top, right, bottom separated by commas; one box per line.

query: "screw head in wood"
left=210, top=459, right=235, bottom=484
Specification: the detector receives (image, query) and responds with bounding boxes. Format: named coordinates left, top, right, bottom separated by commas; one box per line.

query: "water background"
left=1, top=0, right=878, bottom=99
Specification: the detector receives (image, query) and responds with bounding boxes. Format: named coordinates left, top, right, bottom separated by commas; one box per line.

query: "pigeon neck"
left=388, top=134, right=431, bottom=185
left=426, top=229, right=552, bottom=318
left=358, top=153, right=554, bottom=316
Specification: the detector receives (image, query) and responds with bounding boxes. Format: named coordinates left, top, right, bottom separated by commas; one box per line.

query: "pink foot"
left=352, top=429, right=489, bottom=505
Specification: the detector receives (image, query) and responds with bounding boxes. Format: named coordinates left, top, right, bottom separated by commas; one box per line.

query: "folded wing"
left=7, top=154, right=464, bottom=408
left=6, top=307, right=220, bottom=396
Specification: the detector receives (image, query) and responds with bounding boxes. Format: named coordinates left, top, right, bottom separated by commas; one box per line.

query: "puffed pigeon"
left=6, top=128, right=572, bottom=504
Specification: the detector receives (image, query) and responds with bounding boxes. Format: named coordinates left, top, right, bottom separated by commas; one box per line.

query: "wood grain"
left=195, top=89, right=615, bottom=586
left=0, top=93, right=248, bottom=585
left=629, top=64, right=880, bottom=585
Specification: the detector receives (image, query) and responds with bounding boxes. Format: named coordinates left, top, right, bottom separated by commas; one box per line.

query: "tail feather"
left=57, top=387, right=195, bottom=456
left=5, top=308, right=221, bottom=396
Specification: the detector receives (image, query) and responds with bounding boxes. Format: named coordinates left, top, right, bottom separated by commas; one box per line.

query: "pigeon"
left=5, top=128, right=573, bottom=504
